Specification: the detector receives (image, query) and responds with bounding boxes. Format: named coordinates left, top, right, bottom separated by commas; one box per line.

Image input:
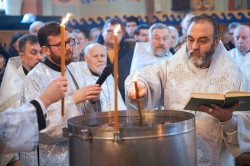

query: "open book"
left=184, top=91, right=250, bottom=111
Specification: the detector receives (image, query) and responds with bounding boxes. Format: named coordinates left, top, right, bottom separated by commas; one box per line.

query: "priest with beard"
left=125, top=15, right=250, bottom=166
left=130, top=23, right=173, bottom=74
left=20, top=22, right=102, bottom=166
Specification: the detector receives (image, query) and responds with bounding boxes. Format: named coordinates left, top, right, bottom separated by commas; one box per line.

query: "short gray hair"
left=84, top=43, right=106, bottom=57
left=149, top=23, right=170, bottom=40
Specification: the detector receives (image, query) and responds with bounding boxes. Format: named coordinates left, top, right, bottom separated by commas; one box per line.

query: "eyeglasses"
left=47, top=38, right=76, bottom=50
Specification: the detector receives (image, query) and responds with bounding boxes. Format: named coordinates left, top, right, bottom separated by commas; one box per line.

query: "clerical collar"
left=22, top=66, right=29, bottom=75
left=89, top=68, right=100, bottom=76
left=43, top=58, right=63, bottom=72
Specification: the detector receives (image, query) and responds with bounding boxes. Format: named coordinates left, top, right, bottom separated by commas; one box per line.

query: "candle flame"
left=134, top=74, right=138, bottom=82
left=61, top=13, right=72, bottom=25
left=114, top=25, right=121, bottom=35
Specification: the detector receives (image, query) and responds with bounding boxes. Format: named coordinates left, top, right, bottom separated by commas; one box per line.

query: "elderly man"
left=228, top=25, right=250, bottom=81
left=82, top=43, right=126, bottom=111
left=179, top=13, right=195, bottom=36
left=224, top=22, right=241, bottom=50
left=169, top=26, right=179, bottom=54
left=126, top=14, right=250, bottom=166
left=29, top=21, right=44, bottom=35
left=130, top=23, right=173, bottom=74
left=20, top=22, right=102, bottom=166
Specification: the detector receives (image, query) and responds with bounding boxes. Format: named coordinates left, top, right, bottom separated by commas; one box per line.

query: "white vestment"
left=78, top=64, right=127, bottom=112
left=125, top=43, right=250, bottom=166
left=0, top=57, right=25, bottom=112
left=20, top=61, right=95, bottom=166
left=0, top=57, right=26, bottom=166
left=228, top=48, right=250, bottom=81
left=130, top=42, right=173, bottom=74
left=0, top=99, right=47, bottom=154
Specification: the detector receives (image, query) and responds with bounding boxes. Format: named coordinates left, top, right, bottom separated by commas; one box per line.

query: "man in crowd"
left=126, top=14, right=250, bottom=165
left=123, top=16, right=139, bottom=40
left=0, top=34, right=45, bottom=166
left=228, top=25, right=250, bottom=81
left=83, top=43, right=126, bottom=112
left=224, top=22, right=241, bottom=50
left=0, top=34, right=44, bottom=112
left=71, top=29, right=87, bottom=58
left=1, top=76, right=67, bottom=154
left=98, top=18, right=134, bottom=101
left=29, top=21, right=44, bottom=36
left=130, top=23, right=173, bottom=74
left=179, top=13, right=195, bottom=37
left=169, top=26, right=179, bottom=54
left=133, top=24, right=149, bottom=42
left=20, top=21, right=102, bottom=166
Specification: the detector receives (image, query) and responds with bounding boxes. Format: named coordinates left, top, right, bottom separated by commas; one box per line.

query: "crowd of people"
left=0, top=13, right=250, bottom=166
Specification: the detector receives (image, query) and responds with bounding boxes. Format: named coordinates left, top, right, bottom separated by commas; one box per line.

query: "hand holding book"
left=198, top=102, right=240, bottom=122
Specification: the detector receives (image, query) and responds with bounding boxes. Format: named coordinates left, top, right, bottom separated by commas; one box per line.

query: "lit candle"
left=60, top=13, right=72, bottom=117
left=134, top=76, right=142, bottom=119
left=113, top=24, right=120, bottom=133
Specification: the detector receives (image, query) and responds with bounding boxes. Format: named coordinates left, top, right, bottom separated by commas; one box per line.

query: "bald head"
left=84, top=43, right=107, bottom=75
left=234, top=25, right=250, bottom=54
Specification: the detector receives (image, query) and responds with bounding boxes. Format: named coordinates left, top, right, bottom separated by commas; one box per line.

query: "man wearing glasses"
left=20, top=21, right=102, bottom=166
left=98, top=18, right=134, bottom=101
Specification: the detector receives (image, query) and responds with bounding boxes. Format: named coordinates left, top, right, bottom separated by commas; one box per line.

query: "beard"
left=153, top=47, right=168, bottom=57
left=50, top=49, right=73, bottom=65
left=186, top=42, right=216, bottom=67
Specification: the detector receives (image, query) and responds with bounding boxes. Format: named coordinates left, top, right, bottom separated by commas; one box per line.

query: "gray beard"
left=186, top=42, right=216, bottom=67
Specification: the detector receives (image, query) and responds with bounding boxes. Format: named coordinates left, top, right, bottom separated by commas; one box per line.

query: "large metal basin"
left=67, top=110, right=196, bottom=166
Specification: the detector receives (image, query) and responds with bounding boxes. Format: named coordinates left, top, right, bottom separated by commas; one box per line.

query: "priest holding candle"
left=20, top=20, right=102, bottom=165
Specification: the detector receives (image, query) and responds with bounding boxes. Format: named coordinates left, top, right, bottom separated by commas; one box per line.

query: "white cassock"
left=228, top=48, right=250, bottom=81
left=20, top=60, right=97, bottom=166
left=130, top=42, right=173, bottom=74
left=0, top=57, right=26, bottom=166
left=125, top=43, right=250, bottom=166
left=0, top=99, right=46, bottom=155
left=74, top=64, right=127, bottom=112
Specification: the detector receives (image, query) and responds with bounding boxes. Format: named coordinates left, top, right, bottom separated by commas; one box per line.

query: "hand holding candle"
left=60, top=12, right=72, bottom=117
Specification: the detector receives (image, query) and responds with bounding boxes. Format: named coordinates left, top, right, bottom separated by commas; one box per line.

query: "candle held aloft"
left=60, top=12, right=72, bottom=117
left=113, top=25, right=120, bottom=133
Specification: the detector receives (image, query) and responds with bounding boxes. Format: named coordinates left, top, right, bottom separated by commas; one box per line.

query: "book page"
left=191, top=92, right=225, bottom=100
left=225, top=91, right=250, bottom=97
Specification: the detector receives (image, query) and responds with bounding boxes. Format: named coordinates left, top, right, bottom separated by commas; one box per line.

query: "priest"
left=126, top=14, right=250, bottom=165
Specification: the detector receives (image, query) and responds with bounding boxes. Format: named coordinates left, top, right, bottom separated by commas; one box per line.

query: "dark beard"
left=50, top=50, right=73, bottom=66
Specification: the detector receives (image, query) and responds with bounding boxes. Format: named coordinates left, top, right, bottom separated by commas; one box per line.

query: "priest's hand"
left=198, top=102, right=240, bottom=122
left=128, top=82, right=147, bottom=101
left=39, top=76, right=68, bottom=109
left=72, top=84, right=102, bottom=104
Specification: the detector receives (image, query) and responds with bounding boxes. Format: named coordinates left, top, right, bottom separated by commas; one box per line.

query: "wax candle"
left=113, top=24, right=120, bottom=132
left=134, top=78, right=142, bottom=119
left=60, top=13, right=71, bottom=117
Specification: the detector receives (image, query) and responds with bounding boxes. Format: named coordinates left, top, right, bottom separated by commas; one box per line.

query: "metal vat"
left=66, top=110, right=196, bottom=166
